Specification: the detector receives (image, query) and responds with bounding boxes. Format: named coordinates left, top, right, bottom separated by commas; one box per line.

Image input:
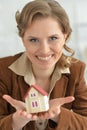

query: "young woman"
left=0, top=0, right=87, bottom=130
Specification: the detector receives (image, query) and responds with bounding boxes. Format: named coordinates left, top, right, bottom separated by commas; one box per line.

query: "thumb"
left=3, top=94, right=25, bottom=110
left=59, top=96, right=75, bottom=106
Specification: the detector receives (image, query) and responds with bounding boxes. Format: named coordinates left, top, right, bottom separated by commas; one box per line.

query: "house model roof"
left=24, top=84, right=48, bottom=99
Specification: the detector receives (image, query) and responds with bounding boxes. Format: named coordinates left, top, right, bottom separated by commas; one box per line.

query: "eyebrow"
left=49, top=34, right=59, bottom=37
left=27, top=36, right=38, bottom=39
left=27, top=34, right=59, bottom=39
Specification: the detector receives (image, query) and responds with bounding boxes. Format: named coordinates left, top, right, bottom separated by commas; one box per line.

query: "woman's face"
left=22, top=17, right=67, bottom=70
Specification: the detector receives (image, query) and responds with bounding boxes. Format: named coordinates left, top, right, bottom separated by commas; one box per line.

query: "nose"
left=39, top=40, right=50, bottom=53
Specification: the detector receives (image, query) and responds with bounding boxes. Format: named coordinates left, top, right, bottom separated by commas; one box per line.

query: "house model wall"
left=24, top=85, right=49, bottom=113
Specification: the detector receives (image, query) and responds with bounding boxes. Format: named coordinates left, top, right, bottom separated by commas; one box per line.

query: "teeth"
left=38, top=55, right=52, bottom=61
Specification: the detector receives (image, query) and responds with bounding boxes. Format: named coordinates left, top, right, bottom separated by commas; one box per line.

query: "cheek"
left=26, top=48, right=33, bottom=56
left=25, top=46, right=37, bottom=59
left=24, top=44, right=33, bottom=53
left=54, top=43, right=64, bottom=53
left=54, top=44, right=64, bottom=60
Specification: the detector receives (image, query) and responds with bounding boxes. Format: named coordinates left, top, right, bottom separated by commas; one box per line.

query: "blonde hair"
left=15, top=0, right=75, bottom=68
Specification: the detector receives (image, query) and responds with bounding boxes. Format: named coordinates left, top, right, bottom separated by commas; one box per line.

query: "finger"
left=59, top=96, right=75, bottom=106
left=20, top=110, right=32, bottom=119
left=3, top=94, right=25, bottom=110
left=32, top=114, right=38, bottom=120
left=3, top=95, right=16, bottom=106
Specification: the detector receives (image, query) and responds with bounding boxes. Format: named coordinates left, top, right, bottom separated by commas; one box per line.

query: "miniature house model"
left=24, top=85, right=49, bottom=113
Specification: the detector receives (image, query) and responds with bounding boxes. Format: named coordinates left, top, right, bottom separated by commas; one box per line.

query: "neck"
left=32, top=66, right=55, bottom=80
left=31, top=65, right=55, bottom=92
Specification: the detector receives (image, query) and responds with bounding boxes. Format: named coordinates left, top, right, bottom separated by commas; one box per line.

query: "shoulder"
left=70, top=58, right=86, bottom=73
left=69, top=58, right=86, bottom=80
left=0, top=52, right=23, bottom=79
left=0, top=52, right=23, bottom=69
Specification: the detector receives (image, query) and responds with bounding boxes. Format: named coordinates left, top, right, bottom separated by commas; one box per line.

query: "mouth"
left=37, top=55, right=53, bottom=61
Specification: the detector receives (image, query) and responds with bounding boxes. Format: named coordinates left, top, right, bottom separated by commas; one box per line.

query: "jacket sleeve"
left=0, top=59, right=14, bottom=130
left=56, top=62, right=87, bottom=130
left=0, top=81, right=13, bottom=130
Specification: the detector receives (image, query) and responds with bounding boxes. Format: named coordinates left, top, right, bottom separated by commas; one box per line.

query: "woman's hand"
left=3, top=95, right=74, bottom=129
left=38, top=96, right=74, bottom=122
left=3, top=95, right=38, bottom=130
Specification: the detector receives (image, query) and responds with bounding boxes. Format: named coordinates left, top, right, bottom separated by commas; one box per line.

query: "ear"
left=64, top=34, right=67, bottom=40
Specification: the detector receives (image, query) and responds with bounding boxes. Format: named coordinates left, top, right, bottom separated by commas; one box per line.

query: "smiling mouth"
left=37, top=55, right=53, bottom=61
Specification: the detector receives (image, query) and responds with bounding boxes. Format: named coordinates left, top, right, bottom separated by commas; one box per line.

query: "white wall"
left=0, top=0, right=32, bottom=57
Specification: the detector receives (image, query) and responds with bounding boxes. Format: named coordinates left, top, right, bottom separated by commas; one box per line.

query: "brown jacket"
left=0, top=53, right=87, bottom=130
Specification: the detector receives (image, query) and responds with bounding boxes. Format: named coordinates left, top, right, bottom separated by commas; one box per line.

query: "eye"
left=29, top=38, right=38, bottom=43
left=49, top=36, right=58, bottom=41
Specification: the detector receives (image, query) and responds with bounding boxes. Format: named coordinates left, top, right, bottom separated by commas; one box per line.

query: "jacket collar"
left=9, top=53, right=70, bottom=90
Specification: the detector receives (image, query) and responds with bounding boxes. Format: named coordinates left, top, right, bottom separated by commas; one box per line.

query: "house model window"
left=24, top=85, right=49, bottom=113
left=30, top=93, right=36, bottom=97
left=32, top=101, right=38, bottom=108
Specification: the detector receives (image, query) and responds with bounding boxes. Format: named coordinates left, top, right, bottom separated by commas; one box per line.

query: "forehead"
left=25, top=17, right=63, bottom=36
left=29, top=16, right=60, bottom=26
